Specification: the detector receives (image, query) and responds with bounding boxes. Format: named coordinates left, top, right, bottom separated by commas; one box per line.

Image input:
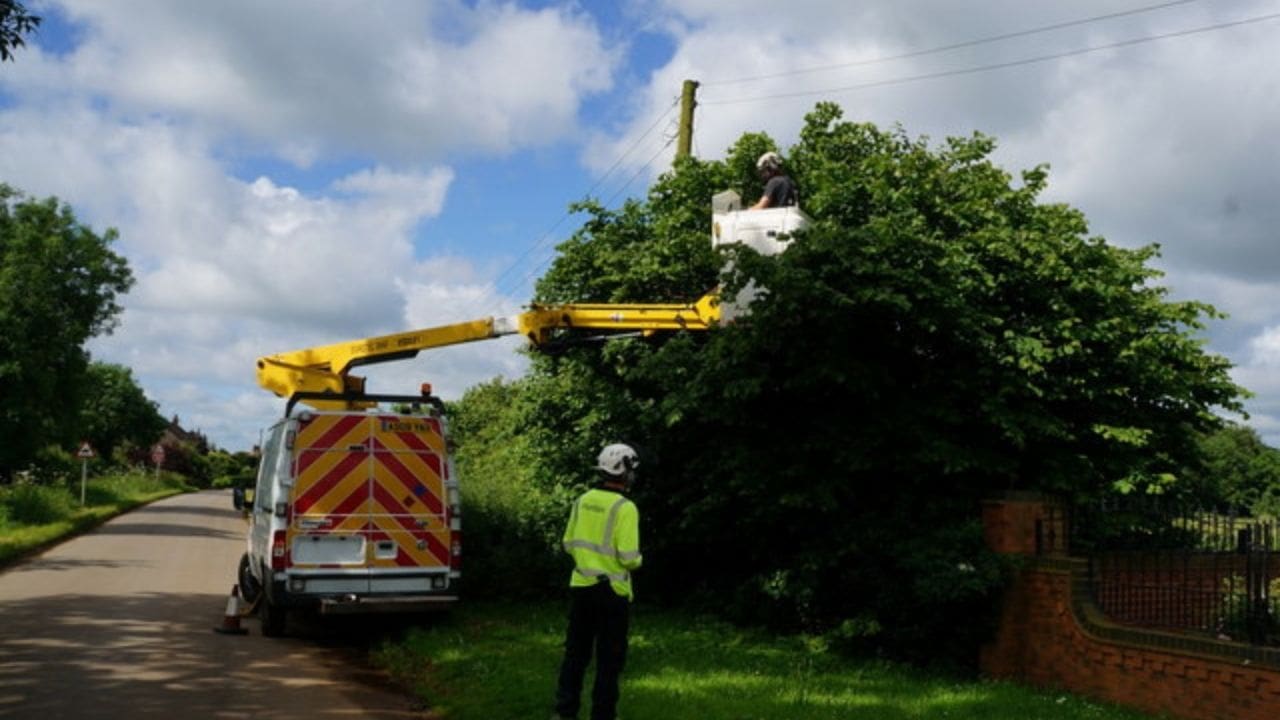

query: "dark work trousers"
left=554, top=581, right=630, bottom=720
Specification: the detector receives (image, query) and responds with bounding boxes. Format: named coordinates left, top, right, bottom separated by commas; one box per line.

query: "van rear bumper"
left=318, top=594, right=458, bottom=615
left=265, top=569, right=459, bottom=614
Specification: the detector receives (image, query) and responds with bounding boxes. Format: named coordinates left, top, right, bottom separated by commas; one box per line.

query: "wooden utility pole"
left=676, top=79, right=699, bottom=161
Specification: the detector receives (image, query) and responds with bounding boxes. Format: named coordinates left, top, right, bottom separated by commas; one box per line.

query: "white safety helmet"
left=756, top=151, right=783, bottom=172
left=596, top=443, right=639, bottom=477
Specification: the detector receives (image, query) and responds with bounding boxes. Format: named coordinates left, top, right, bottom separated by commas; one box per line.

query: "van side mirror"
left=232, top=487, right=245, bottom=511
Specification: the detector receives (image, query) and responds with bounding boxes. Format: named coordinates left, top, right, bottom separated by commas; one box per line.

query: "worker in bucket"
left=750, top=150, right=798, bottom=209
left=553, top=443, right=643, bottom=720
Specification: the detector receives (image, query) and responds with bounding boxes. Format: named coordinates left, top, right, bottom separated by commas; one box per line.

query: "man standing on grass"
left=553, top=443, right=643, bottom=720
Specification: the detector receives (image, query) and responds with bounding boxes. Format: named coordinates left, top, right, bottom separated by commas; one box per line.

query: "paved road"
left=0, top=490, right=424, bottom=719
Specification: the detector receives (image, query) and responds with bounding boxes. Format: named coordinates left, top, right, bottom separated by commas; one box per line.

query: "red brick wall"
left=981, top=498, right=1280, bottom=720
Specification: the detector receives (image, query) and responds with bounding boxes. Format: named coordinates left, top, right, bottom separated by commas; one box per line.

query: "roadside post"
left=76, top=441, right=95, bottom=506
left=151, top=444, right=165, bottom=480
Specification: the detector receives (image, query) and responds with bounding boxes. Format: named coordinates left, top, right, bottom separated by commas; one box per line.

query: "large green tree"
left=508, top=103, right=1243, bottom=664
left=0, top=185, right=133, bottom=477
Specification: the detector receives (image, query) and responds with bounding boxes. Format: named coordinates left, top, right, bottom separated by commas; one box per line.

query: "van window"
left=255, top=423, right=284, bottom=512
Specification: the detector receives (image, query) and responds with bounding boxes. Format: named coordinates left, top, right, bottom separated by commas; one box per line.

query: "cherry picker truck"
left=236, top=197, right=807, bottom=636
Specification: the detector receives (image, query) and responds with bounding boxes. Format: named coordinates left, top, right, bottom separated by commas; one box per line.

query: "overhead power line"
left=702, top=0, right=1207, bottom=87
left=495, top=131, right=680, bottom=309
left=463, top=98, right=679, bottom=317
left=702, top=10, right=1280, bottom=106
left=606, top=132, right=678, bottom=208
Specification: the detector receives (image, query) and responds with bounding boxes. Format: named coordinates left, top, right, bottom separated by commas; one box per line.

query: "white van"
left=237, top=400, right=461, bottom=635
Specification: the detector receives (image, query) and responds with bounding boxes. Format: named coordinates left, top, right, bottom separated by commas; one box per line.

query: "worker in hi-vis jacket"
left=552, top=443, right=643, bottom=720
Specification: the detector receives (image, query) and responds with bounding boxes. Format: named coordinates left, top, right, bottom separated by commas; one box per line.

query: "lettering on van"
left=380, top=419, right=430, bottom=434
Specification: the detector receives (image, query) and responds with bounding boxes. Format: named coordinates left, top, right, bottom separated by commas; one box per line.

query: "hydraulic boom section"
left=255, top=293, right=721, bottom=410
left=256, top=196, right=807, bottom=411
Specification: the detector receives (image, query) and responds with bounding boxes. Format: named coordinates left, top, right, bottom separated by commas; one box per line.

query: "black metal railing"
left=1070, top=503, right=1279, bottom=647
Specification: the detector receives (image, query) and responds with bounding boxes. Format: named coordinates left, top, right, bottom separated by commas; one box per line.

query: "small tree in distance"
left=79, top=362, right=168, bottom=463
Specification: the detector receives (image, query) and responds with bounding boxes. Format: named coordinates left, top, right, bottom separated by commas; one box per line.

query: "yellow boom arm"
left=256, top=292, right=721, bottom=409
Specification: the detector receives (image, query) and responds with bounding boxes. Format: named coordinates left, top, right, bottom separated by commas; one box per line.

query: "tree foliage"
left=205, top=449, right=260, bottom=489
left=78, top=362, right=167, bottom=462
left=445, top=378, right=571, bottom=596
left=0, top=0, right=39, bottom=63
left=0, top=185, right=134, bottom=477
left=457, top=104, right=1245, bottom=665
left=1185, top=424, right=1280, bottom=515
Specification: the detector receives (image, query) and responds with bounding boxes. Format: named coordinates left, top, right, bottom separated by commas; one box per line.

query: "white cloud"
left=11, top=0, right=617, bottom=162
left=1246, top=327, right=1280, bottom=368
left=1167, top=270, right=1280, bottom=330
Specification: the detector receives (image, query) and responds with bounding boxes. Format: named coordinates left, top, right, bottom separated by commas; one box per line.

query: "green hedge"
left=0, top=471, right=191, bottom=565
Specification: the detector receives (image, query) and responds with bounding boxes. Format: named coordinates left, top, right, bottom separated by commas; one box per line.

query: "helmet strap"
left=600, top=472, right=632, bottom=493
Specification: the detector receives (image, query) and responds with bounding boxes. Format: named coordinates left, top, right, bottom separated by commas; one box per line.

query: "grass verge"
left=0, top=472, right=191, bottom=567
left=374, top=600, right=1155, bottom=720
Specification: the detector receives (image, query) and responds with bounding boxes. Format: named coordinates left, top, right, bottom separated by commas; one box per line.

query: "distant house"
left=161, top=415, right=209, bottom=454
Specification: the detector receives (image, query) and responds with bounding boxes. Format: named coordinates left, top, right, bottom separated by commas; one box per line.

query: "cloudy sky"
left=2, top=0, right=1278, bottom=451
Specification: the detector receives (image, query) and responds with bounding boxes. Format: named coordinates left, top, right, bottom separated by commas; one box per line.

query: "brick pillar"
left=982, top=493, right=1065, bottom=556
left=981, top=493, right=1064, bottom=680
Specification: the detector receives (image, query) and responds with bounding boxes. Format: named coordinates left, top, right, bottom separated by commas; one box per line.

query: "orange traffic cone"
left=213, top=584, right=250, bottom=635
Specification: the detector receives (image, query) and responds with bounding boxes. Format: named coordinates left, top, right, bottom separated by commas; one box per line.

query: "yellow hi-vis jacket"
left=563, top=487, right=642, bottom=600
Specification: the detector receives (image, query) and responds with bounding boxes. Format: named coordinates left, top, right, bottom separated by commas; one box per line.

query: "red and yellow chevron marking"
left=297, top=413, right=368, bottom=452
left=293, top=415, right=372, bottom=518
left=371, top=437, right=443, bottom=515
left=288, top=412, right=452, bottom=569
left=369, top=444, right=448, bottom=567
left=366, top=513, right=451, bottom=568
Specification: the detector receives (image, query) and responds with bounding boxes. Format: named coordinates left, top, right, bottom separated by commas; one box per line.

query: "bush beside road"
left=0, top=471, right=191, bottom=566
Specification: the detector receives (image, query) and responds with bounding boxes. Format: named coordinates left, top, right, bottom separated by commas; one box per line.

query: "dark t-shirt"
left=763, top=175, right=798, bottom=208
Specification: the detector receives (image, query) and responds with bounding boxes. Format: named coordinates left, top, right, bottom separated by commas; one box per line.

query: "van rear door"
left=368, top=414, right=451, bottom=592
left=290, top=414, right=374, bottom=591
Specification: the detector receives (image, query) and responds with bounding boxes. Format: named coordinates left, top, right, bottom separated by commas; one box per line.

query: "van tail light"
left=271, top=530, right=289, bottom=570
left=449, top=503, right=462, bottom=571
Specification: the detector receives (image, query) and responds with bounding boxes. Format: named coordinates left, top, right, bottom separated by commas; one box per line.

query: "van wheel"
left=261, top=595, right=287, bottom=637
left=237, top=554, right=261, bottom=605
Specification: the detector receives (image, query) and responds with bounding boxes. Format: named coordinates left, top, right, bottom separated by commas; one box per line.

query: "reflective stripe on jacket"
left=562, top=487, right=642, bottom=600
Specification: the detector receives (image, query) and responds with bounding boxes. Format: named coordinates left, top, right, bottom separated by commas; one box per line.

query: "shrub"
left=83, top=470, right=188, bottom=506
left=207, top=450, right=258, bottom=489
left=2, top=482, right=75, bottom=524
left=30, top=445, right=77, bottom=484
left=446, top=379, right=570, bottom=597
